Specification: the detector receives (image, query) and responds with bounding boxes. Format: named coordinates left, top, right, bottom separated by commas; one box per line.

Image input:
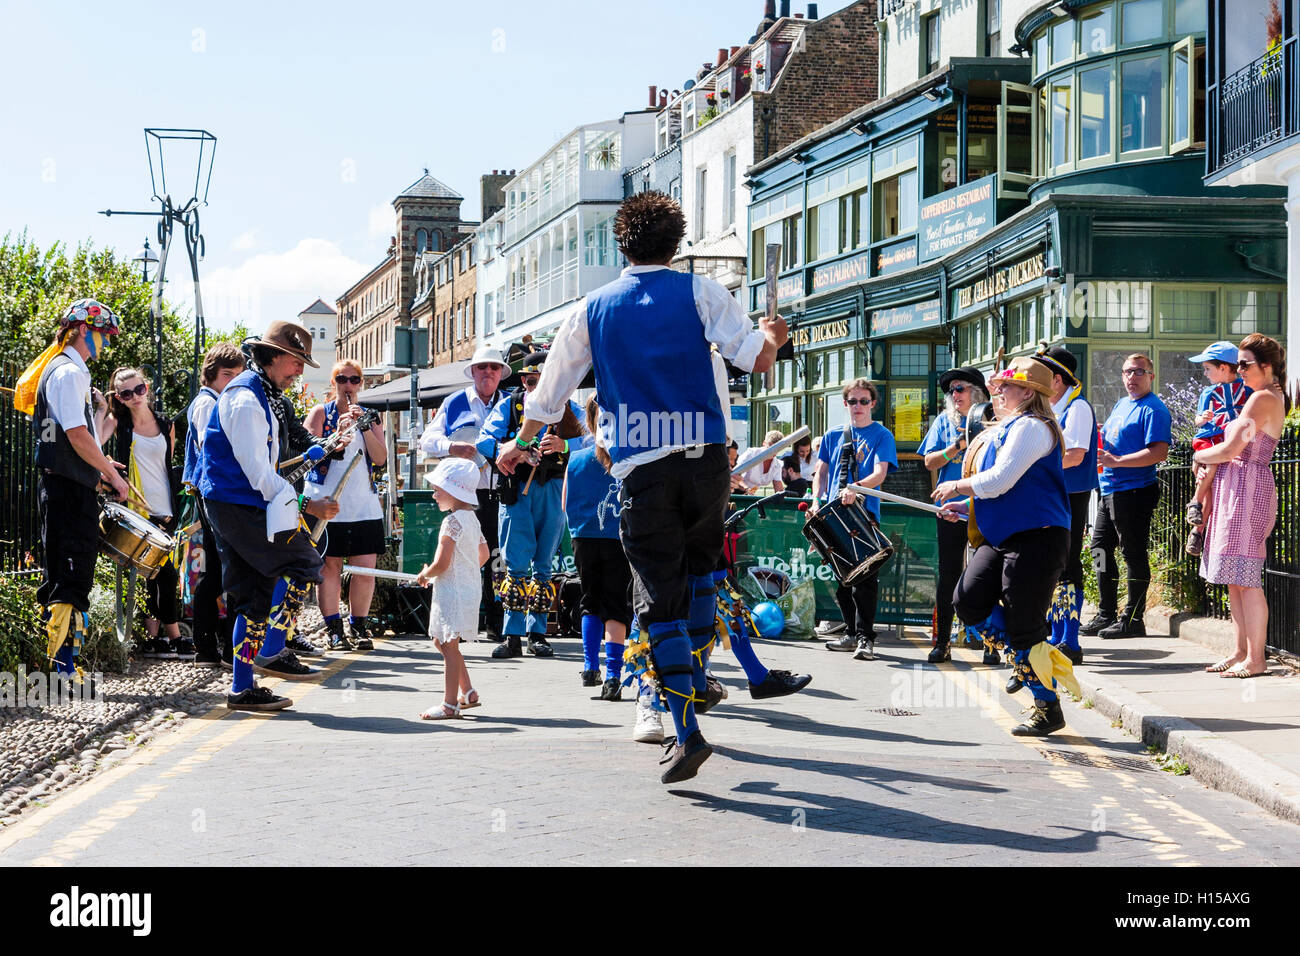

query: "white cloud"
left=230, top=229, right=258, bottom=252
left=368, top=202, right=395, bottom=240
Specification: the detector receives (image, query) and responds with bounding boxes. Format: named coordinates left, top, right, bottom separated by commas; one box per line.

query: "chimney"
left=807, top=2, right=818, bottom=18
left=717, top=48, right=727, bottom=67
left=779, top=0, right=790, bottom=17
left=794, top=12, right=803, bottom=17
left=649, top=84, right=658, bottom=107
left=481, top=171, right=509, bottom=221
left=659, top=90, right=669, bottom=107
left=731, top=45, right=741, bottom=57
left=764, top=0, right=776, bottom=17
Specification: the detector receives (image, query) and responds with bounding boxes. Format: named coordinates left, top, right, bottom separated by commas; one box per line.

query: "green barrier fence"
left=400, top=490, right=938, bottom=629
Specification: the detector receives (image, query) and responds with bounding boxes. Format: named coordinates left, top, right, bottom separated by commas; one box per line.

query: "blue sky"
left=1, top=0, right=856, bottom=332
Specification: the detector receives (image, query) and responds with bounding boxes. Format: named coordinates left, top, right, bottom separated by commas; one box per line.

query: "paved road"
left=3, top=627, right=1299, bottom=866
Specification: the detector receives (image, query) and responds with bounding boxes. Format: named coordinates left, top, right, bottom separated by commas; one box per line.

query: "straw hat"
left=992, top=357, right=1054, bottom=396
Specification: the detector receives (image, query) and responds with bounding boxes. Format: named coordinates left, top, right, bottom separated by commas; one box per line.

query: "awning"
left=357, top=362, right=471, bottom=410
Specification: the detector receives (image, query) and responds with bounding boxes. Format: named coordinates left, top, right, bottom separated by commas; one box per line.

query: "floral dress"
left=427, top=510, right=485, bottom=645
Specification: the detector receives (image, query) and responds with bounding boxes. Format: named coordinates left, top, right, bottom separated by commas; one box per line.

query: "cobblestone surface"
left=2, top=628, right=1299, bottom=866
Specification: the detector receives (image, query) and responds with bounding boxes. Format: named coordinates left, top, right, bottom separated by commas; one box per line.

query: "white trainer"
left=633, top=694, right=665, bottom=744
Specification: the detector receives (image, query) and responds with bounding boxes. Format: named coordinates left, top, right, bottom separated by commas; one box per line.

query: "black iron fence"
left=1209, top=37, right=1298, bottom=174
left=0, top=360, right=44, bottom=573
left=1154, top=423, right=1300, bottom=654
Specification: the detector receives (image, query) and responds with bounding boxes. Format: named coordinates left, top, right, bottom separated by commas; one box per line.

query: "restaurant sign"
left=869, top=298, right=941, bottom=338
left=875, top=238, right=918, bottom=276
left=918, top=174, right=997, bottom=263
left=753, top=274, right=804, bottom=312
left=810, top=250, right=872, bottom=295
left=954, top=253, right=1046, bottom=317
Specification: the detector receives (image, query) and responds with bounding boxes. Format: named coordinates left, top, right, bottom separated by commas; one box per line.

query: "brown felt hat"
left=253, top=320, right=319, bottom=368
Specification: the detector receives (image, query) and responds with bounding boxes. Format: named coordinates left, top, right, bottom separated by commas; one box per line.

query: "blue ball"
left=751, top=602, right=785, bottom=639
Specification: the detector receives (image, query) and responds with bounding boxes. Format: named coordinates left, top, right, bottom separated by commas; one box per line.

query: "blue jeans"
left=498, top=478, right=565, bottom=635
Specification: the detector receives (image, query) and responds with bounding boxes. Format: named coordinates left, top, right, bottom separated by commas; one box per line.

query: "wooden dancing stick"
left=733, top=424, right=810, bottom=477
left=843, top=481, right=956, bottom=517
left=520, top=424, right=549, bottom=498
left=342, top=565, right=423, bottom=585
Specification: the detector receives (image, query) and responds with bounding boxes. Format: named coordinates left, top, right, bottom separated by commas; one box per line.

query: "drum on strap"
left=800, top=499, right=894, bottom=585
left=98, top=502, right=175, bottom=581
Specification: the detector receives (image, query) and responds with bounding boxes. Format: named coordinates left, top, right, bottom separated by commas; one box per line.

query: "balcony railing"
left=1209, top=37, right=1299, bottom=175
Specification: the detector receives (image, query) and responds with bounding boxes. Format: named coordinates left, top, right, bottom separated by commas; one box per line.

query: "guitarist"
left=305, top=359, right=388, bottom=651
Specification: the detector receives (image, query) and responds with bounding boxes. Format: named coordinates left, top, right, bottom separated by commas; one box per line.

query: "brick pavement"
left=2, top=628, right=1299, bottom=866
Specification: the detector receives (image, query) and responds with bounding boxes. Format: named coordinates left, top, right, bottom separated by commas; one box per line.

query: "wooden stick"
left=844, top=482, right=955, bottom=517
left=733, top=425, right=810, bottom=477
left=520, top=425, right=548, bottom=497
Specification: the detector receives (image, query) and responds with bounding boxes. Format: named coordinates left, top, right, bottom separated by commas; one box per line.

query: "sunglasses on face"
left=117, top=383, right=148, bottom=400
left=947, top=384, right=967, bottom=395
left=845, top=397, right=873, bottom=406
left=334, top=374, right=362, bottom=385
left=1236, top=359, right=1257, bottom=370
left=521, top=375, right=540, bottom=386
left=473, top=363, right=500, bottom=373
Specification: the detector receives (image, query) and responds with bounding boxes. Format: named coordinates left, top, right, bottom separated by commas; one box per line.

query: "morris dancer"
left=477, top=351, right=582, bottom=660
left=497, top=191, right=787, bottom=783
left=23, top=299, right=130, bottom=691
left=932, top=358, right=1079, bottom=736
left=198, top=321, right=340, bottom=711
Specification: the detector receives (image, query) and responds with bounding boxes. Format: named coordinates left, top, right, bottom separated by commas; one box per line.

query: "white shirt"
left=218, top=386, right=289, bottom=504
left=526, top=265, right=766, bottom=479
left=305, top=431, right=383, bottom=522
left=969, top=416, right=1058, bottom=499
left=1052, top=391, right=1095, bottom=452
left=45, top=346, right=93, bottom=432
left=132, top=430, right=173, bottom=519
left=189, top=388, right=218, bottom=448
left=421, top=384, right=501, bottom=490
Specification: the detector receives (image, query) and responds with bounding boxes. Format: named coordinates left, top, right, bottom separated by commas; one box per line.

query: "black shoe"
left=1099, top=616, right=1145, bottom=639
left=695, top=676, right=725, bottom=714
left=1011, top=700, right=1066, bottom=736
left=1064, top=647, right=1084, bottom=666
left=826, top=633, right=859, bottom=652
left=286, top=634, right=322, bottom=657
left=1079, top=613, right=1116, bottom=636
left=527, top=636, right=554, bottom=658
left=254, top=650, right=314, bottom=680
left=174, top=638, right=197, bottom=661
left=194, top=652, right=224, bottom=667
left=139, top=637, right=170, bottom=659
left=351, top=620, right=375, bottom=651
left=659, top=730, right=713, bottom=784
left=852, top=635, right=876, bottom=660
left=927, top=642, right=951, bottom=664
left=226, top=685, right=292, bottom=712
left=325, top=619, right=354, bottom=652
left=982, top=648, right=1001, bottom=666
left=748, top=669, right=811, bottom=699
left=1006, top=674, right=1023, bottom=694
left=580, top=669, right=601, bottom=687
left=492, top=636, right=522, bottom=659
left=598, top=677, right=623, bottom=701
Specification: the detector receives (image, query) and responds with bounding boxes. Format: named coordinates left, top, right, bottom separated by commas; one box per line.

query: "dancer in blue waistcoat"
left=198, top=321, right=341, bottom=712
left=477, top=351, right=584, bottom=660
left=496, top=191, right=788, bottom=783
left=932, top=358, right=1080, bottom=736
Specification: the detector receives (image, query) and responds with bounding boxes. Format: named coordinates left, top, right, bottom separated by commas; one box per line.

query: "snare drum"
left=99, top=503, right=176, bottom=580
left=800, top=499, right=894, bottom=584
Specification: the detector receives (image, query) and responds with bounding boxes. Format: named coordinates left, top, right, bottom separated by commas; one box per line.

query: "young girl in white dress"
left=416, top=458, right=490, bottom=720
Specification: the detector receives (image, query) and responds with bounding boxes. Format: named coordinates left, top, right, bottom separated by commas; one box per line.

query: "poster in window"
left=892, top=387, right=925, bottom=443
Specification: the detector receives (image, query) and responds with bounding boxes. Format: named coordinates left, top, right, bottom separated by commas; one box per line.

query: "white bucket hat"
left=431, top=457, right=479, bottom=506
left=464, top=346, right=508, bottom=380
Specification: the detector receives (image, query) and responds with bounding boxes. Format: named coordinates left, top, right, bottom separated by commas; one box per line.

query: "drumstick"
left=733, top=425, right=810, bottom=476
left=844, top=482, right=953, bottom=517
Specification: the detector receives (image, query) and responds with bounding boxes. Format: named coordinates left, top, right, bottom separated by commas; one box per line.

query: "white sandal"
left=458, top=689, right=481, bottom=710
left=419, top=701, right=461, bottom=720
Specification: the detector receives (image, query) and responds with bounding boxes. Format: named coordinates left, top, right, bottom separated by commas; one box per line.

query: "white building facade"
left=297, top=298, right=338, bottom=399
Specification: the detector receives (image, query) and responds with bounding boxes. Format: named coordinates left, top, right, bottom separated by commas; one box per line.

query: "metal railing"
left=1209, top=37, right=1298, bottom=174
left=1154, top=423, right=1300, bottom=654
left=0, top=360, right=44, bottom=573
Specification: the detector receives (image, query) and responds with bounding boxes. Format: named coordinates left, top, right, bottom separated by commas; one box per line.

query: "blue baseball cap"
left=1189, top=341, right=1239, bottom=364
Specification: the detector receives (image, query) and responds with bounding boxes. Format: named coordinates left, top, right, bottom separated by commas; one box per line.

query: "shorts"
left=1191, top=435, right=1224, bottom=451
left=572, top=537, right=632, bottom=626
left=323, top=518, right=386, bottom=558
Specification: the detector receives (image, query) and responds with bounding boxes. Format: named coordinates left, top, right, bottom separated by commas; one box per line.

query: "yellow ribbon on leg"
left=1028, top=642, right=1080, bottom=699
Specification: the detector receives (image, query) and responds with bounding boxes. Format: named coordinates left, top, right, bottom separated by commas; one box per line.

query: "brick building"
left=412, top=236, right=477, bottom=367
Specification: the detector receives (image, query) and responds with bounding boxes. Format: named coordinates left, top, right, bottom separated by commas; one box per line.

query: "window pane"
left=1080, top=63, right=1114, bottom=159
left=1121, top=55, right=1163, bottom=152
left=1035, top=32, right=1049, bottom=74
left=1051, top=19, right=1074, bottom=63
left=1081, top=6, right=1114, bottom=54
left=1227, top=289, right=1285, bottom=335
left=1174, top=0, right=1206, bottom=34
left=1173, top=46, right=1189, bottom=143
left=1122, top=0, right=1163, bottom=43
left=890, top=343, right=930, bottom=377
left=855, top=189, right=871, bottom=247
left=1157, top=288, right=1217, bottom=333
left=1051, top=78, right=1073, bottom=167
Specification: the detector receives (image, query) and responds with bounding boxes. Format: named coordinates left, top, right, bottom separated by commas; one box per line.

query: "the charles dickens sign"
left=955, top=253, right=1046, bottom=316
left=789, top=317, right=853, bottom=349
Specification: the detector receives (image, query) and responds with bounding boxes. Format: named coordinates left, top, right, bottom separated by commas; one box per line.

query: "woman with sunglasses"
left=1196, top=334, right=1289, bottom=679
left=304, top=359, right=388, bottom=651
left=110, top=367, right=188, bottom=659
left=920, top=367, right=989, bottom=665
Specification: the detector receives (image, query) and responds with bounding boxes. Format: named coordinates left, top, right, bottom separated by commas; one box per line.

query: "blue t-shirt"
left=1099, top=392, right=1172, bottom=495
left=918, top=414, right=965, bottom=503
left=817, top=422, right=899, bottom=521
left=1194, top=379, right=1251, bottom=442
left=564, top=446, right=621, bottom=540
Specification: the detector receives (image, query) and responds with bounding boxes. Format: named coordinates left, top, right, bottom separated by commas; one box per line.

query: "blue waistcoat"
left=307, top=400, right=374, bottom=490
left=565, top=446, right=621, bottom=540
left=975, top=415, right=1071, bottom=548
left=585, top=270, right=726, bottom=469
left=182, top=386, right=219, bottom=489
left=197, top=370, right=275, bottom=509
left=1060, top=394, right=1100, bottom=495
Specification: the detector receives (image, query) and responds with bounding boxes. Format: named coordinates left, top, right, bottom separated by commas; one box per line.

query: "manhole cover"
left=1037, top=748, right=1154, bottom=772
left=869, top=707, right=919, bottom=716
